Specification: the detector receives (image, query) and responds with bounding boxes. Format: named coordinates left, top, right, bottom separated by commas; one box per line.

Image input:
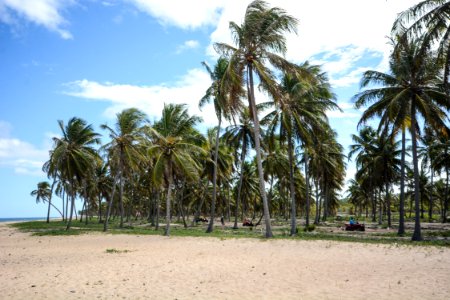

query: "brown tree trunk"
left=207, top=118, right=222, bottom=233
left=247, top=63, right=273, bottom=238
left=411, top=102, right=422, bottom=241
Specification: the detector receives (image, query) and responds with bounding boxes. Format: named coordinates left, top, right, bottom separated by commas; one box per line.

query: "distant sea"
left=0, top=217, right=46, bottom=223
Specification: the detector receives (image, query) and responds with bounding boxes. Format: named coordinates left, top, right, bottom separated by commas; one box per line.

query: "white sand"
left=1, top=222, right=449, bottom=299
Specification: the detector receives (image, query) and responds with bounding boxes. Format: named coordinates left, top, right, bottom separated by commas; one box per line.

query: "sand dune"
left=1, top=222, right=449, bottom=299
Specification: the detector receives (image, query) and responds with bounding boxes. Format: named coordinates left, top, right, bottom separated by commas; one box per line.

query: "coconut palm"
left=101, top=108, right=147, bottom=231
left=353, top=36, right=449, bottom=240
left=200, top=57, right=242, bottom=233
left=223, top=108, right=256, bottom=229
left=147, top=104, right=205, bottom=236
left=215, top=0, right=298, bottom=237
left=48, top=117, right=100, bottom=230
left=310, top=126, right=345, bottom=222
left=430, top=127, right=450, bottom=222
left=200, top=127, right=235, bottom=230
left=392, top=0, right=450, bottom=86
left=30, top=181, right=62, bottom=220
left=262, top=63, right=339, bottom=234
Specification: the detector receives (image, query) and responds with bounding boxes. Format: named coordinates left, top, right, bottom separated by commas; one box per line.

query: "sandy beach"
left=1, top=222, right=449, bottom=300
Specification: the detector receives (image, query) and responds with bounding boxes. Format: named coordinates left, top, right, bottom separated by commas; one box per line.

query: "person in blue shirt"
left=349, top=216, right=355, bottom=225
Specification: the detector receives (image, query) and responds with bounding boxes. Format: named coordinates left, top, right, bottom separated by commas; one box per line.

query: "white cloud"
left=0, top=137, right=48, bottom=176
left=207, top=0, right=420, bottom=86
left=176, top=39, right=200, bottom=54
left=126, top=0, right=224, bottom=30
left=64, top=68, right=222, bottom=127
left=0, top=0, right=74, bottom=39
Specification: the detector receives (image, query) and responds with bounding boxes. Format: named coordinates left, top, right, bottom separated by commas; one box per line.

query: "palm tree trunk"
left=179, top=182, right=188, bottom=229
left=62, top=193, right=65, bottom=222
left=207, top=118, right=222, bottom=233
left=119, top=170, right=125, bottom=228
left=288, top=136, right=297, bottom=236
left=155, top=191, right=160, bottom=230
left=165, top=187, right=172, bottom=236
left=98, top=193, right=103, bottom=223
left=47, top=180, right=56, bottom=223
left=247, top=64, right=273, bottom=238
left=66, top=182, right=75, bottom=230
left=411, top=103, right=422, bottom=241
left=429, top=165, right=434, bottom=221
left=233, top=143, right=247, bottom=229
left=443, top=166, right=449, bottom=223
left=305, top=149, right=310, bottom=228
left=385, top=181, right=391, bottom=228
left=104, top=174, right=119, bottom=232
left=65, top=192, right=69, bottom=222
left=398, top=127, right=406, bottom=235
left=165, top=164, right=173, bottom=236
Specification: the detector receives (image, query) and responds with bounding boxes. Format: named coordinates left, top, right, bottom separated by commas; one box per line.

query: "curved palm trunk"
left=398, top=127, right=406, bottom=235
left=47, top=180, right=57, bottom=223
left=411, top=103, right=422, bottom=241
left=288, top=136, right=297, bottom=235
left=233, top=143, right=247, bottom=229
left=247, top=63, right=273, bottom=238
left=207, top=118, right=222, bottom=233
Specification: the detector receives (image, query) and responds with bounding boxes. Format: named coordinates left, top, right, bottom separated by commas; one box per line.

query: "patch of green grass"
left=9, top=220, right=450, bottom=247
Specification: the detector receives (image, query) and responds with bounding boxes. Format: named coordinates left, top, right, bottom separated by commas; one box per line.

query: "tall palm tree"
left=431, top=127, right=450, bottom=222
left=262, top=63, right=338, bottom=234
left=200, top=127, right=235, bottom=230
left=354, top=36, right=449, bottom=240
left=147, top=104, right=205, bottom=236
left=101, top=108, right=147, bottom=231
left=47, top=117, right=100, bottom=230
left=215, top=0, right=299, bottom=237
left=223, top=108, right=256, bottom=229
left=310, top=126, right=345, bottom=222
left=200, top=57, right=242, bottom=233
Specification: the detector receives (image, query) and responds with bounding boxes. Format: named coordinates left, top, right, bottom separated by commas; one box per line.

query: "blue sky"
left=0, top=0, right=420, bottom=218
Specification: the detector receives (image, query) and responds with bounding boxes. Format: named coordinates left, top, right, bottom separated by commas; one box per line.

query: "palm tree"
left=101, top=108, right=147, bottom=231
left=392, top=0, right=450, bottom=87
left=147, top=104, right=205, bottom=236
left=47, top=117, right=100, bottom=230
left=262, top=63, right=338, bottom=234
left=200, top=127, right=235, bottom=230
left=310, top=126, right=345, bottom=222
left=215, top=0, right=298, bottom=237
left=354, top=36, right=449, bottom=240
left=431, top=127, right=450, bottom=222
left=223, top=108, right=256, bottom=229
left=200, top=57, right=242, bottom=233
left=30, top=181, right=62, bottom=220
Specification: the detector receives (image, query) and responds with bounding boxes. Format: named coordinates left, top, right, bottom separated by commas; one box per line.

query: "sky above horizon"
left=0, top=0, right=421, bottom=218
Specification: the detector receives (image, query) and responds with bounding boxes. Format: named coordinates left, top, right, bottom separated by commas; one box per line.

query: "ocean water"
left=0, top=217, right=46, bottom=223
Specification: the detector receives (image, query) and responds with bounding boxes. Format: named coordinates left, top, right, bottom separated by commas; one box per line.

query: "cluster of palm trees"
left=32, top=1, right=346, bottom=237
left=31, top=1, right=448, bottom=241
left=348, top=0, right=450, bottom=241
